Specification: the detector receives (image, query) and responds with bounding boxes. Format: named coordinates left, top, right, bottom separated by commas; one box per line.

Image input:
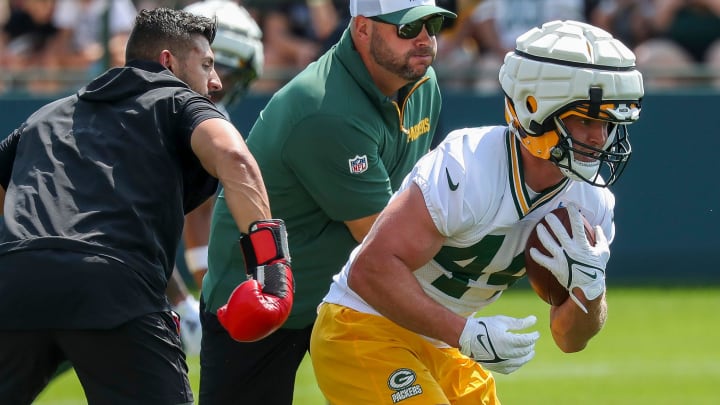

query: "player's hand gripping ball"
left=524, top=206, right=596, bottom=306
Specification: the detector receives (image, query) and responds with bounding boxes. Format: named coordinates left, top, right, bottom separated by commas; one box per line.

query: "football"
left=524, top=206, right=596, bottom=306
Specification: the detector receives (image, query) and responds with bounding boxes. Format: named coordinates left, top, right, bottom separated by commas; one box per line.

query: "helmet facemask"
left=506, top=95, right=637, bottom=187
left=550, top=112, right=632, bottom=187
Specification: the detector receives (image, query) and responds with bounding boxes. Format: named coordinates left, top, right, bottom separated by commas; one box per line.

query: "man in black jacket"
left=0, top=8, right=292, bottom=404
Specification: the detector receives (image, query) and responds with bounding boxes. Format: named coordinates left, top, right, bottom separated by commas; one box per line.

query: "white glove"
left=459, top=314, right=540, bottom=374
left=173, top=295, right=202, bottom=356
left=529, top=206, right=609, bottom=313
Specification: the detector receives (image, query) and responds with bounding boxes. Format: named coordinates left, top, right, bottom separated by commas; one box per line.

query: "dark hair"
left=125, top=8, right=217, bottom=62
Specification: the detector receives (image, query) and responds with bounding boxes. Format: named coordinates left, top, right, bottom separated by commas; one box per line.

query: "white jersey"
left=323, top=126, right=615, bottom=320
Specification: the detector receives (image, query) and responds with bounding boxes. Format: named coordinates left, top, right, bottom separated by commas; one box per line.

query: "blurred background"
left=2, top=0, right=719, bottom=287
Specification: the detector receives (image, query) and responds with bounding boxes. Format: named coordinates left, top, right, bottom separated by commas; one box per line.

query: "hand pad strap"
left=240, top=219, right=290, bottom=273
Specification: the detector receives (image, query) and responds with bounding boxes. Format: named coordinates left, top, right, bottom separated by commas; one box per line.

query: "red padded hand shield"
left=217, top=263, right=294, bottom=342
left=216, top=220, right=294, bottom=342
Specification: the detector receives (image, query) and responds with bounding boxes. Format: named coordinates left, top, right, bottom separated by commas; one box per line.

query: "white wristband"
left=184, top=245, right=208, bottom=273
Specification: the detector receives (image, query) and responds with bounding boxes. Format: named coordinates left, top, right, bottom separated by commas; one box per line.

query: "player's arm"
left=344, top=213, right=380, bottom=243
left=549, top=288, right=607, bottom=353
left=347, top=183, right=467, bottom=345
left=190, top=118, right=270, bottom=231
left=529, top=207, right=609, bottom=352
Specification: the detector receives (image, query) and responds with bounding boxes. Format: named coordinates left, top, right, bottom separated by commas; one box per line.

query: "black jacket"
left=0, top=60, right=225, bottom=328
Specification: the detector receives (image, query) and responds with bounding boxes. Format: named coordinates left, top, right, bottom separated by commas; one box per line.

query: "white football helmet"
left=185, top=0, right=264, bottom=106
left=499, top=20, right=644, bottom=187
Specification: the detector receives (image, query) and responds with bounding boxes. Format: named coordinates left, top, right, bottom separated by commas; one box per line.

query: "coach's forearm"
left=218, top=156, right=271, bottom=234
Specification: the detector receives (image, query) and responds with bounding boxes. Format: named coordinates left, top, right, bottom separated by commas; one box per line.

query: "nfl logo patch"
left=348, top=155, right=368, bottom=174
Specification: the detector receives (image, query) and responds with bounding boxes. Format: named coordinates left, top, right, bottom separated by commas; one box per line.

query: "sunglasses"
left=371, top=14, right=445, bottom=39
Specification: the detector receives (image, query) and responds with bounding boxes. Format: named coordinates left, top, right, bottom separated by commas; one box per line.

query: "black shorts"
left=198, top=296, right=313, bottom=404
left=0, top=312, right=193, bottom=405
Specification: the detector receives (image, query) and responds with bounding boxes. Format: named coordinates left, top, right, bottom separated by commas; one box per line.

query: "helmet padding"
left=499, top=20, right=643, bottom=187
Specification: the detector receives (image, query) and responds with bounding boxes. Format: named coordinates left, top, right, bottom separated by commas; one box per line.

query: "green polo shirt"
left=204, top=27, right=443, bottom=328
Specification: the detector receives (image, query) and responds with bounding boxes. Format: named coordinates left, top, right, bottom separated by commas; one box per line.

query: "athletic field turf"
left=35, top=287, right=719, bottom=404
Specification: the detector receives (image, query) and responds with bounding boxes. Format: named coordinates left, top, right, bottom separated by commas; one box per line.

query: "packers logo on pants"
left=388, top=368, right=423, bottom=403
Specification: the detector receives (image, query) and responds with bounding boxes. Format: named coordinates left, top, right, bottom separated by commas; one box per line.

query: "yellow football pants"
left=310, top=303, right=500, bottom=405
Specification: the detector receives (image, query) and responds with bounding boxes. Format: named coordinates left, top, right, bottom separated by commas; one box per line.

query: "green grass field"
left=34, top=287, right=719, bottom=404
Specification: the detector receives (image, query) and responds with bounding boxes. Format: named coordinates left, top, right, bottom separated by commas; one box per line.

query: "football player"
left=310, top=19, right=644, bottom=404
